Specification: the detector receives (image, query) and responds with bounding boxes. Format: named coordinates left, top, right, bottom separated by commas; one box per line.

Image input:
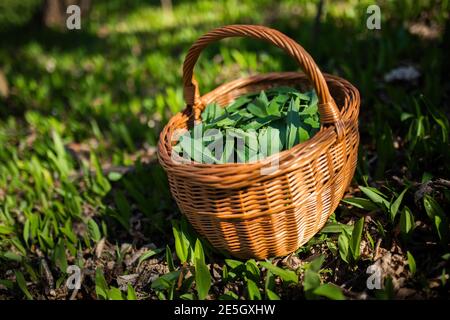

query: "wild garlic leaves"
left=174, top=87, right=320, bottom=164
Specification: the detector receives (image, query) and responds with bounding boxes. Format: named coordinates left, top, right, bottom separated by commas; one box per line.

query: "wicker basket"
left=158, top=25, right=360, bottom=259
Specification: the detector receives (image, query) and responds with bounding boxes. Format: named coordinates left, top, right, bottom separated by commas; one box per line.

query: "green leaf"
left=265, top=289, right=280, bottom=300
left=225, top=259, right=244, bottom=269
left=308, top=255, right=325, bottom=273
left=407, top=251, right=416, bottom=276
left=237, top=108, right=254, bottom=119
left=180, top=293, right=195, bottom=300
left=376, top=276, right=395, bottom=300
left=434, top=215, right=446, bottom=242
left=202, top=103, right=225, bottom=122
left=166, top=245, right=175, bottom=272
left=60, top=219, right=77, bottom=244
left=306, top=90, right=318, bottom=107
left=50, top=130, right=70, bottom=178
left=338, top=232, right=350, bottom=263
left=247, top=93, right=270, bottom=118
left=421, top=172, right=433, bottom=183
left=179, top=129, right=217, bottom=163
left=194, top=239, right=206, bottom=264
left=107, top=171, right=123, bottom=181
left=286, top=97, right=301, bottom=149
left=247, top=103, right=268, bottom=118
left=246, top=278, right=261, bottom=300
left=320, top=222, right=353, bottom=234
left=151, top=271, right=180, bottom=290
left=400, top=206, right=415, bottom=238
left=297, top=124, right=310, bottom=143
left=138, top=248, right=164, bottom=266
left=350, top=218, right=364, bottom=261
left=423, top=195, right=445, bottom=220
left=227, top=128, right=251, bottom=163
left=264, top=270, right=275, bottom=292
left=54, top=240, right=68, bottom=272
left=226, top=97, right=252, bottom=113
left=258, top=126, right=282, bottom=157
left=220, top=133, right=235, bottom=163
left=259, top=90, right=269, bottom=104
left=87, top=218, right=101, bottom=242
left=95, top=268, right=109, bottom=300
left=108, top=287, right=124, bottom=300
left=90, top=152, right=110, bottom=194
left=313, top=283, right=345, bottom=300
left=327, top=240, right=338, bottom=255
left=359, top=186, right=390, bottom=209
left=400, top=112, right=414, bottom=121
left=0, top=225, right=14, bottom=235
left=0, top=280, right=14, bottom=290
left=24, top=262, right=39, bottom=283
left=14, top=271, right=33, bottom=300
left=301, top=100, right=319, bottom=115
left=194, top=240, right=211, bottom=300
left=424, top=195, right=448, bottom=243
left=23, top=219, right=30, bottom=244
left=2, top=251, right=23, bottom=262
left=441, top=253, right=450, bottom=261
left=113, top=190, right=131, bottom=229
left=214, top=112, right=242, bottom=128
left=303, top=269, right=321, bottom=292
left=172, top=221, right=189, bottom=263
left=341, top=197, right=379, bottom=211
left=266, top=97, right=282, bottom=117
left=241, top=116, right=276, bottom=131
left=390, top=188, right=408, bottom=222
left=259, top=261, right=298, bottom=284
left=218, top=291, right=239, bottom=300
left=271, top=94, right=290, bottom=107
left=127, top=284, right=137, bottom=300
left=222, top=264, right=229, bottom=281
left=245, top=259, right=260, bottom=281
left=303, top=116, right=320, bottom=128
left=423, top=96, right=449, bottom=143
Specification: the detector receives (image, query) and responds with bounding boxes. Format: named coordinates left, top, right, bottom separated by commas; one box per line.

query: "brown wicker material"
left=158, top=25, right=360, bottom=259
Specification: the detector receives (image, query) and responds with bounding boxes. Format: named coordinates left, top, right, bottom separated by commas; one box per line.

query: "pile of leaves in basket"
left=173, top=87, right=321, bottom=163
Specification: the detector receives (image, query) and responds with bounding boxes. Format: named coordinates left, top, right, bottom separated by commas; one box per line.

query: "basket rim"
left=158, top=71, right=359, bottom=166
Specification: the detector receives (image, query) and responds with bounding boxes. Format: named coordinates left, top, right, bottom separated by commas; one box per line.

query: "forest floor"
left=0, top=0, right=449, bottom=300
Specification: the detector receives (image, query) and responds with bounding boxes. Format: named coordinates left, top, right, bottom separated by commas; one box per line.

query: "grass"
left=0, top=0, right=449, bottom=300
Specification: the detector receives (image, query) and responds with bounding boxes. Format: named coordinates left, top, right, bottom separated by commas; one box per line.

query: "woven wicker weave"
left=158, top=25, right=360, bottom=259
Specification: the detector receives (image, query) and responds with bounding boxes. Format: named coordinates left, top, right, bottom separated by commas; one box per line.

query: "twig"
left=36, top=248, right=55, bottom=296
left=434, top=178, right=450, bottom=188
left=392, top=175, right=450, bottom=203
left=374, top=238, right=382, bottom=261
left=177, top=262, right=187, bottom=290
left=414, top=178, right=450, bottom=203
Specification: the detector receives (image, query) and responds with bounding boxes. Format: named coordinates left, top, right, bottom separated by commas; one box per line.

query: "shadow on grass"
left=99, top=160, right=178, bottom=248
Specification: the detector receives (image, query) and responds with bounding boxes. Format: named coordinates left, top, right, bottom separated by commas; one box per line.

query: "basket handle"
left=182, top=24, right=345, bottom=140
